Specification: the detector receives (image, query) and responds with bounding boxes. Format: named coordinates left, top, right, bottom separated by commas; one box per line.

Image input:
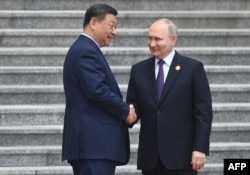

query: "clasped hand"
left=125, top=104, right=137, bottom=125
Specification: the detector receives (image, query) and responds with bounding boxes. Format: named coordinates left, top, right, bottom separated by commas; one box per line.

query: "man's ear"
left=89, top=17, right=97, bottom=30
left=171, top=35, right=178, bottom=46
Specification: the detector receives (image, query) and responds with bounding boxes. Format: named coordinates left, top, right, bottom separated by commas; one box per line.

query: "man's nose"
left=149, top=40, right=156, bottom=47
left=112, top=28, right=117, bottom=36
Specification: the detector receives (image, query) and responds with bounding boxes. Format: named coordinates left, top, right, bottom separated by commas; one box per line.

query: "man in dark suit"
left=126, top=18, right=213, bottom=175
left=62, top=4, right=136, bottom=175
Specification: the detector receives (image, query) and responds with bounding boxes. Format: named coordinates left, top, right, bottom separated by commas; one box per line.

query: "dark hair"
left=83, top=4, right=118, bottom=28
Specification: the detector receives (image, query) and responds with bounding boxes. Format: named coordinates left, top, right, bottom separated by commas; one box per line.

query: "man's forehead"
left=104, top=14, right=117, bottom=23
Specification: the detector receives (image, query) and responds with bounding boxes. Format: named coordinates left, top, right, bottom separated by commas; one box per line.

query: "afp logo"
left=224, top=159, right=250, bottom=175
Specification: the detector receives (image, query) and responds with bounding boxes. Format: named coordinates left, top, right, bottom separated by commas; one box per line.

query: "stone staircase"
left=0, top=0, right=250, bottom=174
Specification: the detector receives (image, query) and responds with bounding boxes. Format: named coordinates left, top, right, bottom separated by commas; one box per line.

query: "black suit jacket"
left=126, top=51, right=213, bottom=170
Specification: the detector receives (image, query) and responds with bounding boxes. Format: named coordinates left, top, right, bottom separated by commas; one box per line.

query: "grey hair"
left=156, top=18, right=178, bottom=36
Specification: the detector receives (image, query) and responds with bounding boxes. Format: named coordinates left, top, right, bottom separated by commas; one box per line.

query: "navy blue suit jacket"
left=62, top=35, right=130, bottom=165
left=126, top=51, right=213, bottom=170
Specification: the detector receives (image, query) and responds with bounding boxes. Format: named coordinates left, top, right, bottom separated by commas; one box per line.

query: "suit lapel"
left=80, top=35, right=123, bottom=98
left=144, top=57, right=159, bottom=104
left=159, top=52, right=183, bottom=103
left=98, top=50, right=123, bottom=97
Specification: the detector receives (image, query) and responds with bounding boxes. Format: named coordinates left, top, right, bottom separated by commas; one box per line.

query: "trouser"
left=68, top=159, right=117, bottom=175
left=142, top=158, right=197, bottom=175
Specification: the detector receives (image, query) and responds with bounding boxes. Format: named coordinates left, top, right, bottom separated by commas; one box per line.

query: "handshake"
left=125, top=104, right=137, bottom=125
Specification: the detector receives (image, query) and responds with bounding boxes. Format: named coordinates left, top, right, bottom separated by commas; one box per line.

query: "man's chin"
left=151, top=53, right=159, bottom=58
left=105, top=42, right=111, bottom=47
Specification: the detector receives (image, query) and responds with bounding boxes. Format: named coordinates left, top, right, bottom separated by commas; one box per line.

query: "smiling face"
left=148, top=20, right=178, bottom=59
left=91, top=14, right=117, bottom=47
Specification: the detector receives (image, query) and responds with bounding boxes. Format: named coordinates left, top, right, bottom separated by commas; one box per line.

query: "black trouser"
left=142, top=159, right=197, bottom=175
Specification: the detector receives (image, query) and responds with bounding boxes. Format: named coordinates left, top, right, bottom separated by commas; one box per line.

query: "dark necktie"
left=156, top=60, right=165, bottom=99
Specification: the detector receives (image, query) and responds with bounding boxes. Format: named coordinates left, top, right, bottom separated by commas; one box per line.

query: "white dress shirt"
left=155, top=49, right=175, bottom=82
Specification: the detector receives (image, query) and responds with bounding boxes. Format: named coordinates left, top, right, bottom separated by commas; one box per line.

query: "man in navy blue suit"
left=126, top=18, right=213, bottom=175
left=62, top=4, right=137, bottom=175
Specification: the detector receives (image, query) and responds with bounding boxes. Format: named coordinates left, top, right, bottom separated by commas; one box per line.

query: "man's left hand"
left=191, top=151, right=206, bottom=171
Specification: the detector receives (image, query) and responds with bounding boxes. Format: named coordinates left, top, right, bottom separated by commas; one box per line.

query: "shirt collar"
left=81, top=33, right=100, bottom=47
left=155, top=49, right=175, bottom=66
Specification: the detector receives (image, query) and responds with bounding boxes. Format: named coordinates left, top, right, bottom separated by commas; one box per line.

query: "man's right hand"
left=125, top=104, right=137, bottom=124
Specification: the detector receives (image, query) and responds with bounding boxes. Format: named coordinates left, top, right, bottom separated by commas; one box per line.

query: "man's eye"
left=109, top=25, right=116, bottom=29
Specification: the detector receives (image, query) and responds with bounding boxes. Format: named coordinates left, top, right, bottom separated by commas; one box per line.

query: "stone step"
left=0, top=164, right=223, bottom=175
left=0, top=84, right=250, bottom=104
left=0, top=11, right=249, bottom=29
left=0, top=145, right=66, bottom=167
left=1, top=103, right=249, bottom=126
left=205, top=142, right=250, bottom=163
left=212, top=103, right=250, bottom=122
left=210, top=84, right=250, bottom=103
left=1, top=29, right=250, bottom=47
left=0, top=0, right=249, bottom=10
left=0, top=104, right=64, bottom=126
left=1, top=65, right=250, bottom=86
left=0, top=85, right=64, bottom=105
left=1, top=47, right=250, bottom=66
left=0, top=125, right=63, bottom=146
left=1, top=122, right=250, bottom=146
left=0, top=67, right=63, bottom=85
left=0, top=143, right=249, bottom=166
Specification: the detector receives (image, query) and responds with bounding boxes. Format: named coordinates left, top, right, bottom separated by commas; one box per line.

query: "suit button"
left=157, top=111, right=160, bottom=115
